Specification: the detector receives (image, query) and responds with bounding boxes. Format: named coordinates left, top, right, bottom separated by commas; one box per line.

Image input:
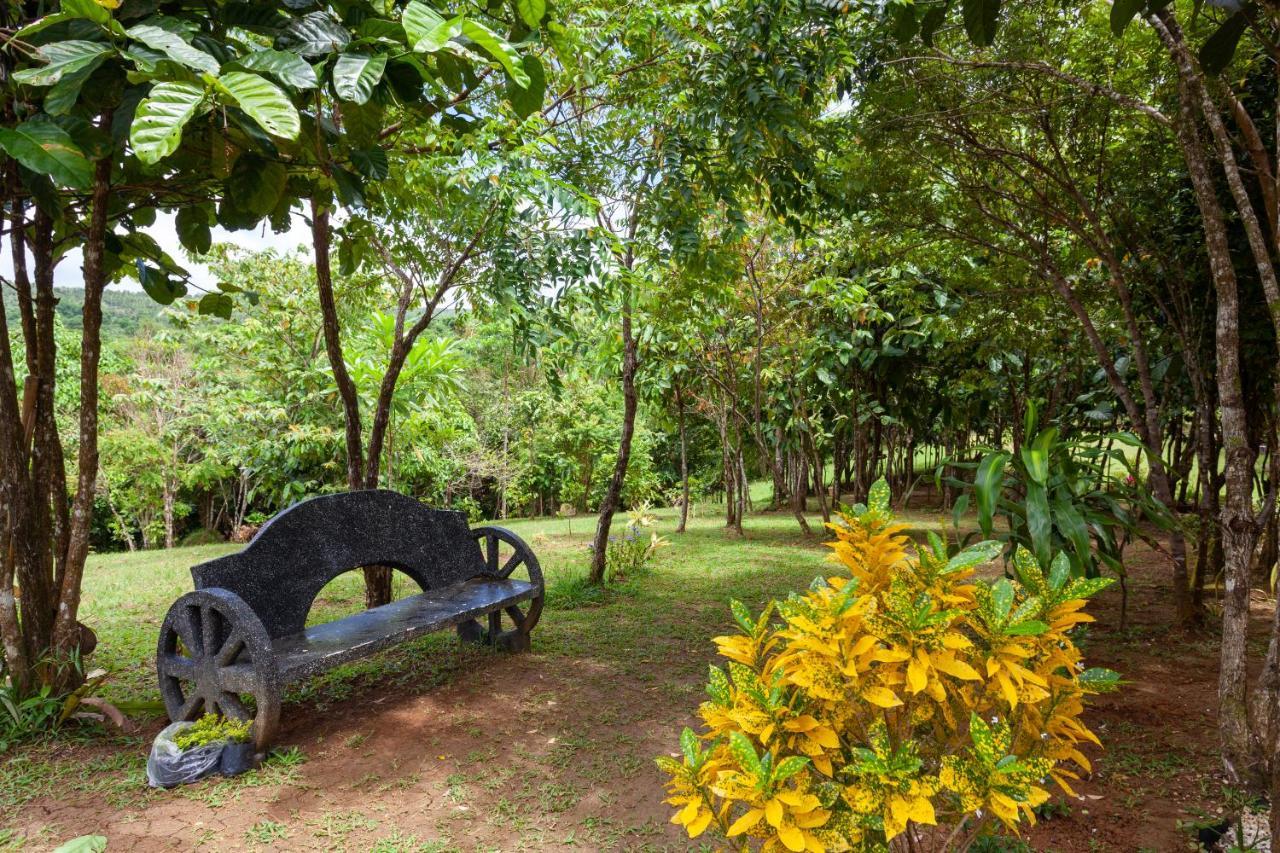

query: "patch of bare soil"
left=1026, top=548, right=1276, bottom=853
left=14, top=543, right=1274, bottom=852
left=17, top=652, right=695, bottom=851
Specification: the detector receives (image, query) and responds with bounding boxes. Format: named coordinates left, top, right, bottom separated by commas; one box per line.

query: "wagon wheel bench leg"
left=156, top=588, right=282, bottom=753
left=456, top=527, right=544, bottom=653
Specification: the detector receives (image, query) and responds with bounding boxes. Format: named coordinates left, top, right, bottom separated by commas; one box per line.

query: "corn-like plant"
left=657, top=480, right=1118, bottom=852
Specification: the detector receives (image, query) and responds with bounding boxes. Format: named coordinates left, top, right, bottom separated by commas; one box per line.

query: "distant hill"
left=5, top=287, right=164, bottom=343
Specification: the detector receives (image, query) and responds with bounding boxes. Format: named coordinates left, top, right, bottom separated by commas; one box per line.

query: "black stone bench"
left=155, top=490, right=543, bottom=750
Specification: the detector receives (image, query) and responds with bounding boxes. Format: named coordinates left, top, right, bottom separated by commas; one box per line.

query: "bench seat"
left=273, top=577, right=540, bottom=683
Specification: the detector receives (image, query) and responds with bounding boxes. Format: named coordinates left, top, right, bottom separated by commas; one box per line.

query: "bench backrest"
left=190, top=490, right=487, bottom=639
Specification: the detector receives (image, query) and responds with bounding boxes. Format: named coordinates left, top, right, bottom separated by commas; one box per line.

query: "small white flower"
left=990, top=715, right=999, bottom=724
left=1040, top=732, right=1049, bottom=740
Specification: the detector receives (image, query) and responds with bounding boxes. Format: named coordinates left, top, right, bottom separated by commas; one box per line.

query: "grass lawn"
left=0, top=501, right=1237, bottom=852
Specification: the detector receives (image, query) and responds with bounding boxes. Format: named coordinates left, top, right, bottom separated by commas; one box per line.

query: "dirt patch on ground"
left=9, top=539, right=1275, bottom=852
left=15, top=653, right=691, bottom=851
left=1025, top=547, right=1275, bottom=853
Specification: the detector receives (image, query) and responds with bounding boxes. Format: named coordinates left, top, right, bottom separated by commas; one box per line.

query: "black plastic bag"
left=220, top=741, right=257, bottom=776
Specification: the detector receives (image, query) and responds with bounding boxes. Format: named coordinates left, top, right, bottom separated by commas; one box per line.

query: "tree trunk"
left=51, top=155, right=113, bottom=667
left=163, top=482, right=176, bottom=550
left=790, top=451, right=812, bottom=534
left=1152, top=8, right=1265, bottom=787
left=310, top=198, right=392, bottom=607
left=311, top=199, right=364, bottom=492
left=676, top=384, right=690, bottom=534
left=733, top=443, right=746, bottom=536
left=589, top=285, right=639, bottom=584
left=718, top=409, right=736, bottom=529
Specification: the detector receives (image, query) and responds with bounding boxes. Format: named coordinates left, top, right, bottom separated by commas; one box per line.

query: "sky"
left=10, top=211, right=314, bottom=293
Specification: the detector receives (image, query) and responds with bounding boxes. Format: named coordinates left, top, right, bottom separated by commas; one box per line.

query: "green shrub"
left=601, top=503, right=668, bottom=582
left=0, top=683, right=63, bottom=752
left=180, top=527, right=224, bottom=547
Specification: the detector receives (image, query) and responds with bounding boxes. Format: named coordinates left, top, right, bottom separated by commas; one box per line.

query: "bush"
left=180, top=527, right=224, bottom=547
left=0, top=682, right=63, bottom=751
left=602, top=503, right=667, bottom=582
left=657, top=479, right=1118, bottom=851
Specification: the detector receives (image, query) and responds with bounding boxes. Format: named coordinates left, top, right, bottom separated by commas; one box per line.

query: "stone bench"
left=155, top=490, right=543, bottom=750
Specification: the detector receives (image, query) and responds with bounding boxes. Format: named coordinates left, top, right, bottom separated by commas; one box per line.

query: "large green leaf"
left=13, top=40, right=113, bottom=87
left=199, top=292, right=234, bottom=319
left=961, top=0, right=1000, bottom=46
left=0, top=116, right=93, bottom=189
left=1020, top=427, right=1056, bottom=486
left=126, top=24, right=220, bottom=74
left=1109, top=0, right=1145, bottom=36
left=137, top=261, right=187, bottom=305
left=331, top=165, right=365, bottom=208
left=61, top=0, right=111, bottom=24
left=227, top=154, right=287, bottom=217
left=217, top=72, right=300, bottom=139
left=1025, top=481, right=1052, bottom=567
left=333, top=52, right=387, bottom=104
left=130, top=81, right=206, bottom=165
left=340, top=100, right=385, bottom=146
left=1052, top=495, right=1091, bottom=571
left=1199, top=10, right=1248, bottom=75
left=45, top=54, right=108, bottom=115
left=505, top=54, right=545, bottom=119
left=350, top=146, right=389, bottom=179
left=403, top=2, right=459, bottom=52
left=277, top=11, right=352, bottom=56
left=15, top=12, right=78, bottom=40
left=461, top=19, right=529, bottom=86
left=515, top=0, right=546, bottom=28
left=974, top=451, right=1007, bottom=537
left=52, top=836, right=107, bottom=853
left=920, top=2, right=949, bottom=46
left=234, top=48, right=319, bottom=89
left=175, top=206, right=212, bottom=254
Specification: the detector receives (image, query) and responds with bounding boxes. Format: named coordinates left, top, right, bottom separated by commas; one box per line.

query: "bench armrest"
left=470, top=526, right=544, bottom=591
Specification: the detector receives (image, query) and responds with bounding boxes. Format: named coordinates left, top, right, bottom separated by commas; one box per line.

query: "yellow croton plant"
left=657, top=480, right=1119, bottom=852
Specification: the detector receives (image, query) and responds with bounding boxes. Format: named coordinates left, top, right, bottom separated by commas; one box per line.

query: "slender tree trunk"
left=310, top=198, right=392, bottom=607
left=589, top=283, right=639, bottom=584
left=790, top=451, right=812, bottom=534
left=163, top=481, right=176, bottom=550
left=676, top=384, right=690, bottom=533
left=311, top=199, right=364, bottom=492
left=734, top=442, right=746, bottom=536
left=0, top=198, right=32, bottom=693
left=1152, top=8, right=1265, bottom=787
left=718, top=408, right=736, bottom=528
left=51, top=156, right=113, bottom=666
left=1192, top=391, right=1217, bottom=614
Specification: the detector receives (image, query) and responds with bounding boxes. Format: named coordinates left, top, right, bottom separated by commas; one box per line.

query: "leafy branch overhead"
left=3, top=0, right=549, bottom=313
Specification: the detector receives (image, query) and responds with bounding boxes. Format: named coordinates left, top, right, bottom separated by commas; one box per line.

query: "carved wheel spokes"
left=457, top=600, right=538, bottom=652
left=458, top=528, right=544, bottom=650
left=478, top=531, right=530, bottom=582
left=157, top=589, right=280, bottom=751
